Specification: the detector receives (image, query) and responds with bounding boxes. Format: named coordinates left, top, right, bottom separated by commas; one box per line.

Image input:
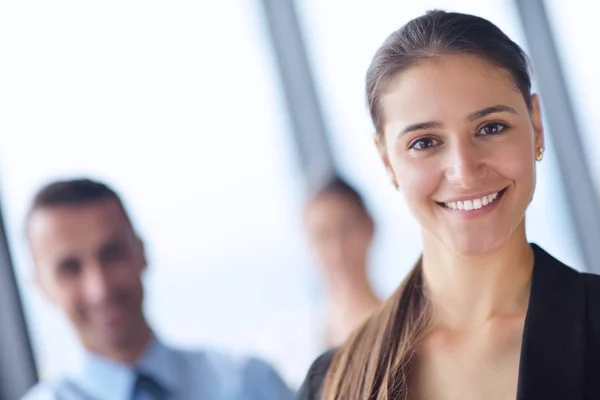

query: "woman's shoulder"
left=532, top=243, right=600, bottom=330
left=582, top=271, right=600, bottom=286
left=532, top=243, right=600, bottom=285
left=297, top=349, right=336, bottom=400
left=582, top=272, right=600, bottom=317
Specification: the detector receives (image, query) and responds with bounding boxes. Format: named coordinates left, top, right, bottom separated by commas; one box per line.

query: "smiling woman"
left=377, top=53, right=543, bottom=258
left=299, top=10, right=600, bottom=400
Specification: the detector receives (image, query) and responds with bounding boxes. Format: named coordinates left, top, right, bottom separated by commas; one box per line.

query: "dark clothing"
left=299, top=244, right=600, bottom=399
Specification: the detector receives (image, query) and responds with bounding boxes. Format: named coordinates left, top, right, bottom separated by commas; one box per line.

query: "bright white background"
left=0, top=0, right=320, bottom=387
left=545, top=0, right=600, bottom=187
left=0, top=0, right=588, bottom=391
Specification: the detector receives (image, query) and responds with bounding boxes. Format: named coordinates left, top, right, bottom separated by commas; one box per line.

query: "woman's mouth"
left=438, top=188, right=507, bottom=211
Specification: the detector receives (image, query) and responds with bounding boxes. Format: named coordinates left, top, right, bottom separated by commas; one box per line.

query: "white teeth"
left=444, top=191, right=501, bottom=212
left=445, top=201, right=459, bottom=209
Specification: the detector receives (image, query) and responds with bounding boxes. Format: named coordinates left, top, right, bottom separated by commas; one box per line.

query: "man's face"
left=29, top=198, right=147, bottom=352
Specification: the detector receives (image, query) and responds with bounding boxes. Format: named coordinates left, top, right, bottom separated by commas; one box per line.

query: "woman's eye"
left=409, top=137, right=439, bottom=151
left=479, top=122, right=506, bottom=136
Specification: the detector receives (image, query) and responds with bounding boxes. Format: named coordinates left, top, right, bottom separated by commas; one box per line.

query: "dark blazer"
left=298, top=244, right=600, bottom=399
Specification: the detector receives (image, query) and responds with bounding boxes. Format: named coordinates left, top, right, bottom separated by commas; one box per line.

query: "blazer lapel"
left=516, top=244, right=586, bottom=399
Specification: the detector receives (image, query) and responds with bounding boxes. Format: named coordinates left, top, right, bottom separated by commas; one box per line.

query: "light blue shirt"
left=22, top=338, right=295, bottom=400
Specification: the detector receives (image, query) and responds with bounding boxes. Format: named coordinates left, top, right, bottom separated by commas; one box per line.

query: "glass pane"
left=0, top=0, right=315, bottom=387
left=295, top=0, right=584, bottom=299
left=545, top=0, right=600, bottom=188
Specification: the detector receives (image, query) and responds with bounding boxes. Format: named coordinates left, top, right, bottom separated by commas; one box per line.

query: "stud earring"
left=536, top=147, right=545, bottom=162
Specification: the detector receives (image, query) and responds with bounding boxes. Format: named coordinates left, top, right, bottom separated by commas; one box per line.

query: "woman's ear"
left=530, top=94, right=545, bottom=154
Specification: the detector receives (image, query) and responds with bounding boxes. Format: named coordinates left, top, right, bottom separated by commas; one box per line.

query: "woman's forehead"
left=380, top=55, right=525, bottom=126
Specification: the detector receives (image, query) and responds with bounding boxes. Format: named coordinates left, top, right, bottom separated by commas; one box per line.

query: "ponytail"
left=321, top=259, right=430, bottom=399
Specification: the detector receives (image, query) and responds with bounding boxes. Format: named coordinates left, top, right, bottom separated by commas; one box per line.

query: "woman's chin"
left=446, top=234, right=506, bottom=259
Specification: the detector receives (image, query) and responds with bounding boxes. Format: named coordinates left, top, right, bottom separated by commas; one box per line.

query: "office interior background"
left=1, top=0, right=600, bottom=398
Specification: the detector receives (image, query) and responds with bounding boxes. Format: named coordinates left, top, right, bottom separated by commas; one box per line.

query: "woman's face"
left=377, top=55, right=544, bottom=257
left=304, top=193, right=373, bottom=278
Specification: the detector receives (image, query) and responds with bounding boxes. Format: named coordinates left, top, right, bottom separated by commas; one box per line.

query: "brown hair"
left=321, top=10, right=533, bottom=399
left=27, top=178, right=134, bottom=232
left=308, top=175, right=370, bottom=218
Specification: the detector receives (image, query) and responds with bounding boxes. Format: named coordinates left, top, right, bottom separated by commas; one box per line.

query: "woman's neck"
left=324, top=268, right=380, bottom=347
left=422, top=221, right=534, bottom=330
left=324, top=265, right=379, bottom=311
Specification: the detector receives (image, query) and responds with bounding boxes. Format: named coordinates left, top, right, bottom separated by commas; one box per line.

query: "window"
left=0, top=1, right=590, bottom=391
left=295, top=0, right=584, bottom=296
left=0, top=0, right=316, bottom=387
left=545, top=0, right=600, bottom=187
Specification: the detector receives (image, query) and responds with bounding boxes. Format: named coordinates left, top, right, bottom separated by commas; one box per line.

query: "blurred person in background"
left=303, top=176, right=381, bottom=348
left=22, top=178, right=294, bottom=400
left=300, top=10, right=600, bottom=400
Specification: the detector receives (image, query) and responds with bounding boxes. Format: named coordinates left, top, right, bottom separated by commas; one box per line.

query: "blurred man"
left=23, top=178, right=294, bottom=400
left=304, top=176, right=381, bottom=348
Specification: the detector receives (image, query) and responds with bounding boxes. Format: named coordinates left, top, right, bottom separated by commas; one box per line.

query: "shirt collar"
left=73, top=336, right=180, bottom=400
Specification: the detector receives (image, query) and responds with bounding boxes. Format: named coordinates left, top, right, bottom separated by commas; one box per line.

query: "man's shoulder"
left=169, top=346, right=294, bottom=398
left=172, top=346, right=275, bottom=374
left=170, top=346, right=256, bottom=372
left=20, top=378, right=71, bottom=400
